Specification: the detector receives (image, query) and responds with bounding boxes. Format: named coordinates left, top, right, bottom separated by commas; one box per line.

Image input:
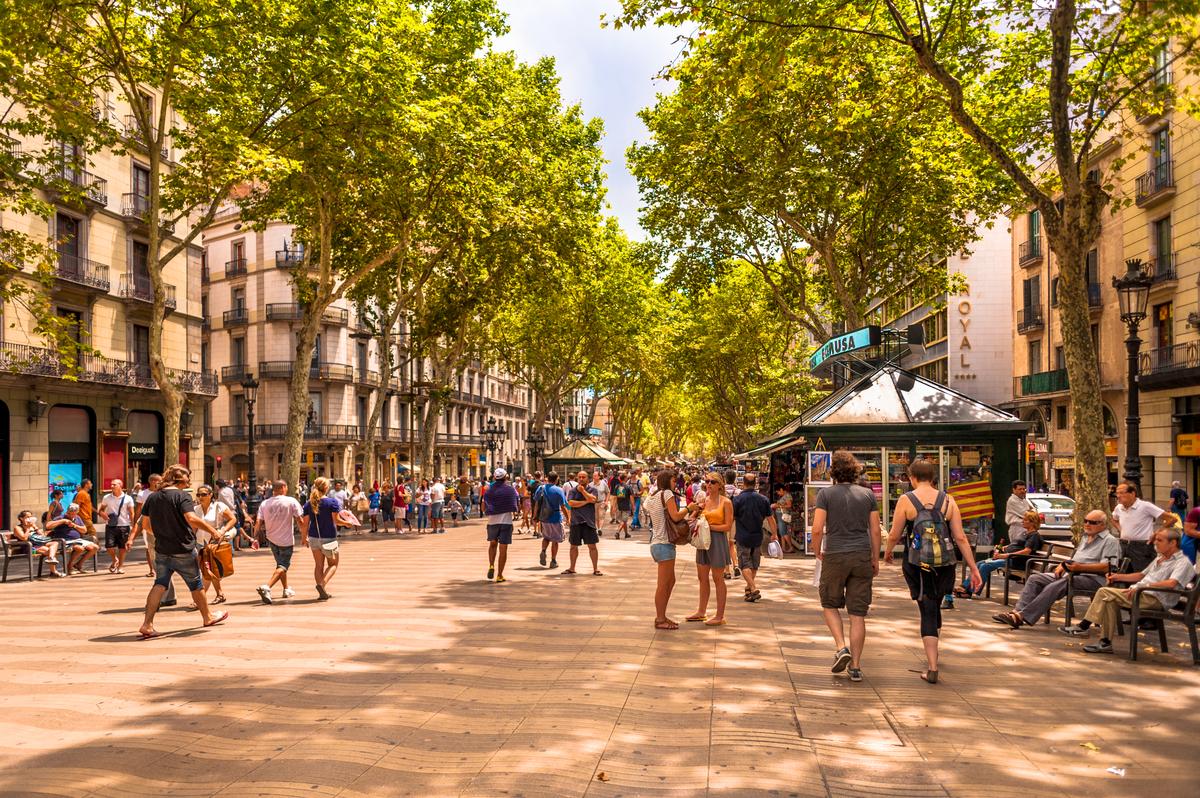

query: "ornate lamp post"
left=483, top=416, right=504, bottom=474
left=240, top=374, right=261, bottom=514
left=525, top=428, right=546, bottom=473
left=1113, top=258, right=1153, bottom=486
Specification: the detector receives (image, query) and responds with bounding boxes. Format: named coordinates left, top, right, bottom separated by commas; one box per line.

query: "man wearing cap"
left=483, top=468, right=520, bottom=583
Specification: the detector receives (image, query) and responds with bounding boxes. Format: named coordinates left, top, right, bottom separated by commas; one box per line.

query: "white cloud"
left=495, top=0, right=680, bottom=240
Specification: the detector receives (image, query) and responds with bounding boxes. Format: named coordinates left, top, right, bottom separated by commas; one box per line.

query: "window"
left=308, top=392, right=322, bottom=427
left=1154, top=302, right=1173, bottom=351
left=1153, top=126, right=1171, bottom=168
left=132, top=163, right=150, bottom=198
left=1085, top=249, right=1099, bottom=287
left=1102, top=406, right=1119, bottom=438
left=201, top=341, right=209, bottom=371
left=357, top=395, right=368, bottom=436
left=131, top=240, right=150, bottom=280
left=231, top=286, right=245, bottom=310
left=231, top=239, right=245, bottom=263
left=1154, top=44, right=1171, bottom=85
left=1028, top=339, right=1042, bottom=374
left=1091, top=324, right=1101, bottom=362
left=231, top=337, right=245, bottom=366
left=1022, top=276, right=1040, bottom=311
left=921, top=309, right=947, bottom=343
left=1054, top=345, right=1065, bottom=370
left=1028, top=209, right=1041, bottom=244
left=310, top=334, right=321, bottom=367
left=232, top=393, right=245, bottom=429
left=132, top=324, right=150, bottom=375
left=357, top=342, right=367, bottom=380
left=1056, top=405, right=1068, bottom=430
left=1050, top=277, right=1059, bottom=307
left=1153, top=216, right=1173, bottom=272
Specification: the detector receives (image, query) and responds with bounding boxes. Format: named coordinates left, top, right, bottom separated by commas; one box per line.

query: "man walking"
left=138, top=464, right=229, bottom=638
left=483, top=468, right=519, bottom=582
left=536, top=472, right=568, bottom=568
left=566, top=470, right=602, bottom=575
left=431, top=476, right=447, bottom=533
left=613, top=475, right=634, bottom=539
left=732, top=474, right=777, bottom=603
left=100, top=479, right=134, bottom=574
left=809, top=451, right=880, bottom=682
left=255, top=480, right=303, bottom=604
left=73, top=478, right=96, bottom=538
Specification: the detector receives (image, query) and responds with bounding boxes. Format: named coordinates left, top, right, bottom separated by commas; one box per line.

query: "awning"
left=733, top=437, right=802, bottom=460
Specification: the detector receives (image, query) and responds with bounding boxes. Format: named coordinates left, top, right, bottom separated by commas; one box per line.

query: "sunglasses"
left=197, top=492, right=211, bottom=497
left=705, top=479, right=720, bottom=484
left=1084, top=519, right=1104, bottom=525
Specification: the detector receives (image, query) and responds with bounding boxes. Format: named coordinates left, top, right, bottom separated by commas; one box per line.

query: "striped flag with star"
left=947, top=480, right=995, bottom=521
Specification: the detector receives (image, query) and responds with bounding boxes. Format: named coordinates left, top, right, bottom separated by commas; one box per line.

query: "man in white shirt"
left=254, top=480, right=303, bottom=604
left=430, top=478, right=447, bottom=533
left=1004, top=480, right=1034, bottom=540
left=1112, top=481, right=1164, bottom=572
left=589, top=471, right=609, bottom=537
left=99, top=479, right=135, bottom=573
left=331, top=480, right=351, bottom=508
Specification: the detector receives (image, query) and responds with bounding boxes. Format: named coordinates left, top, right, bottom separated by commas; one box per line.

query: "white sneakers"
left=257, top=586, right=297, bottom=603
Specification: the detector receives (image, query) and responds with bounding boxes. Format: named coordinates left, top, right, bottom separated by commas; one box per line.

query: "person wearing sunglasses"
left=685, top=472, right=735, bottom=626
left=993, top=510, right=1121, bottom=629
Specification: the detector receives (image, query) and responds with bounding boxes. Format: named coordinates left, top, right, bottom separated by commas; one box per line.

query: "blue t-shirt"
left=535, top=484, right=567, bottom=524
left=369, top=492, right=381, bottom=510
left=303, top=496, right=341, bottom=539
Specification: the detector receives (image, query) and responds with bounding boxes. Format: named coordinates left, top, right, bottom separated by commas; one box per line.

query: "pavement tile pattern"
left=1, top=518, right=1198, bottom=797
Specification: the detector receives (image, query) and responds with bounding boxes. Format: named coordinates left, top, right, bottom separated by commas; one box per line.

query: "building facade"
left=865, top=217, right=1014, bottom=407
left=202, top=214, right=548, bottom=486
left=0, top=88, right=213, bottom=529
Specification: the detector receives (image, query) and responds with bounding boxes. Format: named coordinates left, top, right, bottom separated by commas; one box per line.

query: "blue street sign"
left=809, top=325, right=881, bottom=371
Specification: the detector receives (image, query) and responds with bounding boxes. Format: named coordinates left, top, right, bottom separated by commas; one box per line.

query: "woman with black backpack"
left=884, top=459, right=981, bottom=685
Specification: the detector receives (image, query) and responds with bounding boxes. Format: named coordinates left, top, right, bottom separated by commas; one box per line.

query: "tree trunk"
left=1052, top=238, right=1109, bottom=525
left=281, top=314, right=320, bottom=493
left=419, top=391, right=445, bottom=479
left=359, top=298, right=403, bottom=486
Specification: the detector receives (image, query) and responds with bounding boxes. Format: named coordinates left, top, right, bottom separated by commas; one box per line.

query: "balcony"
left=1138, top=342, right=1200, bottom=391
left=225, top=257, right=247, bottom=278
left=257, top=360, right=353, bottom=381
left=0, top=341, right=215, bottom=396
left=42, top=162, right=108, bottom=209
left=1144, top=253, right=1177, bottom=287
left=265, top=302, right=304, bottom=322
left=119, top=272, right=177, bottom=311
left=223, top=307, right=249, bottom=327
left=1017, top=307, right=1044, bottom=333
left=221, top=364, right=251, bottom=384
left=120, top=193, right=175, bottom=236
left=451, top=389, right=486, bottom=407
left=1136, top=161, right=1175, bottom=207
left=275, top=247, right=305, bottom=269
left=123, top=115, right=170, bottom=159
left=1018, top=238, right=1043, bottom=267
left=440, top=432, right=484, bottom=447
left=359, top=369, right=381, bottom=386
left=1014, top=368, right=1070, bottom=399
left=322, top=307, right=349, bottom=326
left=53, top=254, right=110, bottom=293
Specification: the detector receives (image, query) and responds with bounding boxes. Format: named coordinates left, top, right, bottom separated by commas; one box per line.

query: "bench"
left=989, top=540, right=1075, bottom=607
left=1122, top=579, right=1200, bottom=665
left=0, top=530, right=68, bottom=582
left=1062, top=556, right=1129, bottom=627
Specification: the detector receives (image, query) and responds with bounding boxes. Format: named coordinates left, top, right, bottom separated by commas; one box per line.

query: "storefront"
left=127, top=410, right=164, bottom=486
left=48, top=404, right=96, bottom=502
left=740, top=367, right=1028, bottom=553
left=0, top=400, right=8, bottom=529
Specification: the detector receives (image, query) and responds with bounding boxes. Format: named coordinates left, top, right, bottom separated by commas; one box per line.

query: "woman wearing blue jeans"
left=415, top=479, right=431, bottom=532
left=646, top=470, right=689, bottom=630
left=948, top=510, right=1044, bottom=606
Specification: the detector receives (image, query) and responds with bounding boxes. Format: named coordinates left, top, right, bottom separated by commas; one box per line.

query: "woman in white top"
left=415, top=479, right=432, bottom=533
left=195, top=484, right=237, bottom=603
left=646, top=470, right=689, bottom=630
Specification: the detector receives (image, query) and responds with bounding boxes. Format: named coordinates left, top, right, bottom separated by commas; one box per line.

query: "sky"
left=495, top=0, right=681, bottom=240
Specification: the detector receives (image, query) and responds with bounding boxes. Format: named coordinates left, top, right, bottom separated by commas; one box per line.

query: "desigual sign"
left=129, top=443, right=160, bottom=458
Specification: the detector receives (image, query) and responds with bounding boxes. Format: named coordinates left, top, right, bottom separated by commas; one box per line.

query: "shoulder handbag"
left=660, top=491, right=691, bottom=546
left=106, top=494, right=130, bottom=528
left=205, top=540, right=235, bottom=578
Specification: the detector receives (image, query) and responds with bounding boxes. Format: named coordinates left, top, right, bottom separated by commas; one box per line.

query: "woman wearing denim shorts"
left=646, top=470, right=688, bottom=630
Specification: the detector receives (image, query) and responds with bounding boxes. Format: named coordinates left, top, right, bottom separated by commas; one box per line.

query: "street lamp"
left=1113, top=258, right=1153, bottom=486
left=240, top=373, right=261, bottom=515
left=483, top=416, right=504, bottom=474
left=525, top=428, right=546, bottom=473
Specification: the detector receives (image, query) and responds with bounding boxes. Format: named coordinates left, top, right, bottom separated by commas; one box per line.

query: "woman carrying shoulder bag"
left=646, top=469, right=689, bottom=630
left=195, top=484, right=238, bottom=604
left=686, top=472, right=734, bottom=626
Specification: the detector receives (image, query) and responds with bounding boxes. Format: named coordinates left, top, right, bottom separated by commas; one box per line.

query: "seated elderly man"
left=11, top=510, right=66, bottom=577
left=1059, top=525, right=1197, bottom=654
left=992, top=509, right=1120, bottom=628
left=45, top=503, right=100, bottom=575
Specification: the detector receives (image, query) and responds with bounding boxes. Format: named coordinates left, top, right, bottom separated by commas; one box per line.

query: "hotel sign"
left=809, top=326, right=881, bottom=372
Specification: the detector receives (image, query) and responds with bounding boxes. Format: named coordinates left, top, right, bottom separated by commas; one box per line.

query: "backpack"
left=536, top=485, right=557, bottom=522
left=904, top=490, right=957, bottom=568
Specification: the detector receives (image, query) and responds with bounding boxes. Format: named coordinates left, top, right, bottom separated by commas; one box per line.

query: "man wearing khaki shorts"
left=809, top=451, right=881, bottom=683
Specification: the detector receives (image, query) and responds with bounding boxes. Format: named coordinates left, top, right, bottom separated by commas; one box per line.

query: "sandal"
left=685, top=614, right=707, bottom=622
left=212, top=595, right=227, bottom=605
left=203, top=611, right=230, bottom=628
left=952, top=587, right=971, bottom=599
left=138, top=630, right=161, bottom=640
left=909, top=668, right=939, bottom=684
left=561, top=569, right=576, bottom=574
left=654, top=619, right=679, bottom=630
left=592, top=570, right=604, bottom=576
left=704, top=618, right=727, bottom=626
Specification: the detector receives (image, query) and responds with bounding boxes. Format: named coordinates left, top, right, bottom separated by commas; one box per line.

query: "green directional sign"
left=809, top=325, right=881, bottom=372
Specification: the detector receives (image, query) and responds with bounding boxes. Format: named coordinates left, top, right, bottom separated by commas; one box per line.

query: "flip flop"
left=592, top=571, right=604, bottom=576
left=685, top=615, right=707, bottom=622
left=704, top=618, right=727, bottom=626
left=561, top=569, right=576, bottom=574
left=203, top=611, right=230, bottom=628
left=909, top=668, right=938, bottom=684
left=138, top=630, right=161, bottom=640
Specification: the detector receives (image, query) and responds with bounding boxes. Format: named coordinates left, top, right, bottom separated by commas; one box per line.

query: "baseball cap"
left=493, top=468, right=507, bottom=480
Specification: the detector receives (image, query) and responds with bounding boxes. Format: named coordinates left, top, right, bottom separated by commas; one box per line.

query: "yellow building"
left=0, top=87, right=211, bottom=529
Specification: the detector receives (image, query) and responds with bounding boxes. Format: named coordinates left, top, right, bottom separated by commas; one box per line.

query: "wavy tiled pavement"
left=1, top=520, right=1198, bottom=797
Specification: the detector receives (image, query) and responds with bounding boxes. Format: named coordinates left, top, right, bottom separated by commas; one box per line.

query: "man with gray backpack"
left=885, top=459, right=981, bottom=685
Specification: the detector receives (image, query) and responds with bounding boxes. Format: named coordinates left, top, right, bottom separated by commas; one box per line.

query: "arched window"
left=1102, top=405, right=1119, bottom=438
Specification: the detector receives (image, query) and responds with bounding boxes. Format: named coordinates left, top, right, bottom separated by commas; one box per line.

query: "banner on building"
left=947, top=479, right=994, bottom=521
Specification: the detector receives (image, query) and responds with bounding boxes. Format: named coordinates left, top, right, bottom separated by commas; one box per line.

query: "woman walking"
left=367, top=485, right=382, bottom=533
left=301, top=476, right=352, bottom=599
left=415, top=479, right=432, bottom=533
left=380, top=481, right=394, bottom=533
left=885, top=460, right=981, bottom=684
left=195, top=484, right=238, bottom=604
left=646, top=470, right=688, bottom=629
left=686, top=471, right=734, bottom=626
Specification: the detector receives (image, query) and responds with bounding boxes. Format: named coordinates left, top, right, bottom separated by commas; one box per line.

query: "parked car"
left=1027, top=493, right=1076, bottom=539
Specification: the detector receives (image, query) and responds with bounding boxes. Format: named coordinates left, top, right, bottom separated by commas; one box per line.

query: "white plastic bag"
left=811, top=539, right=826, bottom=587
left=766, top=539, right=783, bottom=559
left=690, top=515, right=711, bottom=550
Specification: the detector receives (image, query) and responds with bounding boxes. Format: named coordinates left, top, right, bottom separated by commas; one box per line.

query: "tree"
left=625, top=16, right=1010, bottom=339
left=617, top=0, right=1199, bottom=517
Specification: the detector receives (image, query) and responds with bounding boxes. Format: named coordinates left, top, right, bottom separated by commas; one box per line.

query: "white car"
left=1027, top=493, right=1076, bottom=539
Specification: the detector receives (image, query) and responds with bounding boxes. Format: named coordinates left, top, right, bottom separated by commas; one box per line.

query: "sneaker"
left=1083, top=640, right=1114, bottom=654
left=256, top=585, right=272, bottom=605
left=732, top=566, right=741, bottom=578
left=848, top=667, right=863, bottom=683
left=539, top=550, right=547, bottom=567
left=487, top=566, right=495, bottom=580
left=549, top=559, right=558, bottom=569
left=282, top=588, right=296, bottom=599
left=831, top=647, right=852, bottom=674
left=941, top=597, right=955, bottom=610
left=1059, top=624, right=1090, bottom=637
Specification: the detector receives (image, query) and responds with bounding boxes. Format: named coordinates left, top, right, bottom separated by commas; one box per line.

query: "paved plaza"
left=2, top=520, right=1198, bottom=797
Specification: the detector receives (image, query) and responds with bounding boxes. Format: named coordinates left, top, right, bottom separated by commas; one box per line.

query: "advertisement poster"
left=48, top=462, right=83, bottom=501
left=807, top=451, right=832, bottom=484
